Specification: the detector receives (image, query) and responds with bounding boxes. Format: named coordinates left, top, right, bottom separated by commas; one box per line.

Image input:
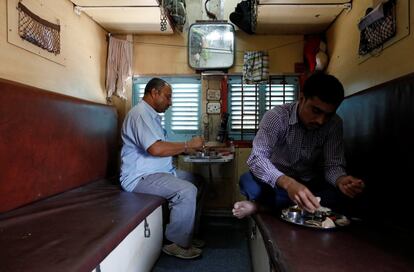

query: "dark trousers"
left=239, top=171, right=349, bottom=213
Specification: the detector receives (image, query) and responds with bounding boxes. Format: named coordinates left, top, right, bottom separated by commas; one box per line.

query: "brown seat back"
left=337, top=73, right=414, bottom=231
left=0, top=79, right=118, bottom=213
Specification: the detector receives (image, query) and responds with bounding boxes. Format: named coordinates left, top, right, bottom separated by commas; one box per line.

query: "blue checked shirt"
left=247, top=102, right=347, bottom=188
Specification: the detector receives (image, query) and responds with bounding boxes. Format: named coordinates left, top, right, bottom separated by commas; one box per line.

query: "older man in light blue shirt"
left=121, top=97, right=175, bottom=192
left=120, top=78, right=204, bottom=259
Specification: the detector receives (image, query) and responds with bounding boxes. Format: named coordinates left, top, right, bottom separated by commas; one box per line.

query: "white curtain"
left=106, top=36, right=132, bottom=100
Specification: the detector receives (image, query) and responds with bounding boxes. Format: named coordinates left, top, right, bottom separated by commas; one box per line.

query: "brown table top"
left=254, top=213, right=414, bottom=272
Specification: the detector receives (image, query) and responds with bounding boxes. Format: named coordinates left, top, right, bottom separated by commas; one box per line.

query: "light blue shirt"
left=120, top=100, right=175, bottom=191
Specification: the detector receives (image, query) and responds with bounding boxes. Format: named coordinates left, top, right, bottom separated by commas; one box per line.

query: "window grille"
left=169, top=83, right=200, bottom=131
left=228, top=75, right=298, bottom=140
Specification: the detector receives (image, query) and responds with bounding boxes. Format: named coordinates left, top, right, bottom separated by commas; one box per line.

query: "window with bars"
left=228, top=75, right=299, bottom=140
left=132, top=76, right=202, bottom=141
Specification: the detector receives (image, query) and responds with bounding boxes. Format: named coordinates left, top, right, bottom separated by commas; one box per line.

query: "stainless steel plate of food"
left=189, top=151, right=222, bottom=160
left=280, top=205, right=350, bottom=229
left=189, top=154, right=222, bottom=160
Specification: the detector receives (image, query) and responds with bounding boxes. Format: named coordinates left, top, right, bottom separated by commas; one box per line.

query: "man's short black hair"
left=302, top=73, right=344, bottom=107
left=144, top=78, right=169, bottom=95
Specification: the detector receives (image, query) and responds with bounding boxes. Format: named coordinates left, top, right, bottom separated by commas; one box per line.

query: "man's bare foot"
left=232, top=200, right=258, bottom=219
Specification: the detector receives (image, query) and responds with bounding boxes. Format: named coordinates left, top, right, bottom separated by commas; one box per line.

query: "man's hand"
left=188, top=136, right=204, bottom=151
left=277, top=175, right=320, bottom=213
left=336, top=176, right=365, bottom=198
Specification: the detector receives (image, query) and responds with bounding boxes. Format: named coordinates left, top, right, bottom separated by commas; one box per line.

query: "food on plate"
left=305, top=220, right=322, bottom=227
left=335, top=216, right=351, bottom=227
left=316, top=205, right=331, bottom=213
left=281, top=200, right=350, bottom=229
left=321, top=217, right=335, bottom=228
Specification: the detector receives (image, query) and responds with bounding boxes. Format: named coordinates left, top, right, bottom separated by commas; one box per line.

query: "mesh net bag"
left=358, top=0, right=396, bottom=55
left=17, top=2, right=60, bottom=54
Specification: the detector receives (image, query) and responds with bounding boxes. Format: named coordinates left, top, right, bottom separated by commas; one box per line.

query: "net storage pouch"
left=358, top=0, right=396, bottom=55
left=17, top=2, right=60, bottom=54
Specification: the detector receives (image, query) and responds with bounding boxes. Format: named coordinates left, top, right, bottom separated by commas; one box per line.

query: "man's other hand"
left=337, top=176, right=365, bottom=198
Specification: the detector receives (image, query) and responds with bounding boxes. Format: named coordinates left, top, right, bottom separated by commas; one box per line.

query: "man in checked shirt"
left=232, top=73, right=365, bottom=218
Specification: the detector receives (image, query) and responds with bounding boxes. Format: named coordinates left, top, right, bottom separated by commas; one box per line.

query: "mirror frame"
left=188, top=21, right=235, bottom=70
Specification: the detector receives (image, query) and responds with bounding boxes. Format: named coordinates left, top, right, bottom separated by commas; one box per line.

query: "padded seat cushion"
left=0, top=179, right=165, bottom=272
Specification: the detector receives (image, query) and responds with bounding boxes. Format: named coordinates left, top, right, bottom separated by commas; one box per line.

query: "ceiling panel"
left=79, top=7, right=173, bottom=34
left=70, top=0, right=352, bottom=35
left=259, top=0, right=350, bottom=4
left=71, top=0, right=159, bottom=6
left=255, top=3, right=348, bottom=34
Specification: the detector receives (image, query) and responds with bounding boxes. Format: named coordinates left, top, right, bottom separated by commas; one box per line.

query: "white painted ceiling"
left=70, top=0, right=174, bottom=34
left=70, top=0, right=352, bottom=35
left=256, top=1, right=352, bottom=34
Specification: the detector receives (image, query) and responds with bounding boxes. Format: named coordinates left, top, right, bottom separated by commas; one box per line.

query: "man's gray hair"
left=144, top=78, right=170, bottom=95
